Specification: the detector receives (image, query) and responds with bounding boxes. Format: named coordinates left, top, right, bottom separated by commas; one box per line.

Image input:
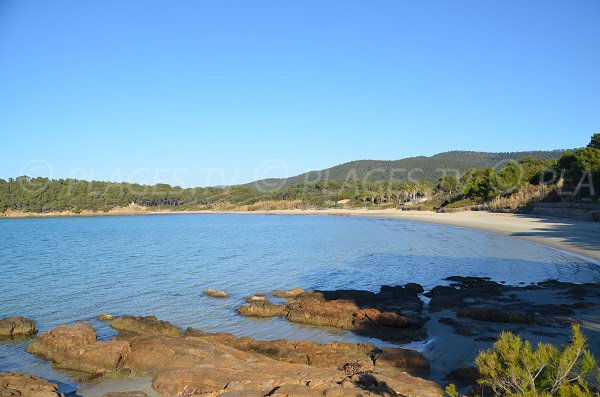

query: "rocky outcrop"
left=236, top=301, right=285, bottom=317
left=0, top=317, right=37, bottom=338
left=444, top=367, right=480, bottom=386
left=204, top=289, right=229, bottom=299
left=0, top=372, right=64, bottom=397
left=457, top=308, right=533, bottom=324
left=108, top=315, right=183, bottom=337
left=425, top=276, right=506, bottom=312
left=26, top=322, right=130, bottom=374
left=373, top=347, right=430, bottom=374
left=238, top=285, right=426, bottom=342
left=101, top=393, right=149, bottom=397
left=272, top=288, right=305, bottom=298
left=426, top=276, right=599, bottom=333
left=27, top=317, right=441, bottom=397
left=183, top=328, right=430, bottom=375
left=138, top=333, right=440, bottom=397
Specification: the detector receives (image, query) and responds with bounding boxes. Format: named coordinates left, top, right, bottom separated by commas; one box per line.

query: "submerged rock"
left=97, top=313, right=114, bottom=321
left=425, top=277, right=506, bottom=312
left=109, top=315, right=182, bottom=337
left=272, top=287, right=305, bottom=298
left=26, top=322, right=130, bottom=374
left=0, top=316, right=37, bottom=338
left=245, top=294, right=268, bottom=303
left=0, top=372, right=64, bottom=397
left=204, top=289, right=229, bottom=298
left=236, top=301, right=285, bottom=317
left=457, top=308, right=533, bottom=324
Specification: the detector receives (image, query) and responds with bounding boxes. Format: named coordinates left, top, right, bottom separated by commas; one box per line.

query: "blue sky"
left=1, top=1, right=598, bottom=187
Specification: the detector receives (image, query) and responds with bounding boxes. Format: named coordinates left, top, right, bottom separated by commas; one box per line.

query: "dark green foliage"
left=478, top=324, right=598, bottom=396
left=460, top=167, right=499, bottom=202
left=446, top=324, right=599, bottom=397
left=588, top=133, right=600, bottom=150
left=438, top=175, right=459, bottom=194
left=556, top=136, right=600, bottom=197
left=0, top=147, right=591, bottom=213
left=248, top=150, right=566, bottom=189
left=0, top=176, right=432, bottom=213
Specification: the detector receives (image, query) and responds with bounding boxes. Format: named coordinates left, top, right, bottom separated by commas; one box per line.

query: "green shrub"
left=446, top=324, right=599, bottom=396
left=445, top=197, right=477, bottom=209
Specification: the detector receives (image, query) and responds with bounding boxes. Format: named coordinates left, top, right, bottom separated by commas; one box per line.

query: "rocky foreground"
left=22, top=315, right=441, bottom=397
left=2, top=276, right=599, bottom=397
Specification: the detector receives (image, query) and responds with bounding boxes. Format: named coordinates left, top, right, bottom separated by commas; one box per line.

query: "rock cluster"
left=108, top=315, right=183, bottom=337
left=26, top=322, right=130, bottom=374
left=238, top=284, right=426, bottom=342
left=26, top=316, right=441, bottom=397
left=427, top=276, right=599, bottom=328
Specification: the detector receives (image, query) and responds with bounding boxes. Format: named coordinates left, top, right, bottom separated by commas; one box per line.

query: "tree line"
left=1, top=134, right=598, bottom=213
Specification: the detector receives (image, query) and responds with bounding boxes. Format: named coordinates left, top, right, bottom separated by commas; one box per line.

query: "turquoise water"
left=1, top=213, right=598, bottom=393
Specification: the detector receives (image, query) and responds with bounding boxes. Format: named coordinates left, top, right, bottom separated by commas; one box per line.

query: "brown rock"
left=272, top=288, right=305, bottom=298
left=245, top=295, right=268, bottom=303
left=26, top=322, right=130, bottom=374
left=0, top=317, right=37, bottom=338
left=97, top=313, right=114, bottom=321
left=236, top=301, right=285, bottom=317
left=445, top=366, right=480, bottom=386
left=128, top=322, right=440, bottom=396
left=238, top=286, right=426, bottom=343
left=30, top=319, right=442, bottom=397
left=0, top=372, right=64, bottom=397
left=182, top=328, right=429, bottom=376
left=285, top=293, right=423, bottom=342
left=373, top=347, right=430, bottom=374
left=109, top=315, right=183, bottom=337
left=204, top=289, right=229, bottom=299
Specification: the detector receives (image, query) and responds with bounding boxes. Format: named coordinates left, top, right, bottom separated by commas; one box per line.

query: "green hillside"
left=249, top=150, right=567, bottom=190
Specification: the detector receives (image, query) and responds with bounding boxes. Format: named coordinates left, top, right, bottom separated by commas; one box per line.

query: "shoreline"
left=4, top=207, right=600, bottom=262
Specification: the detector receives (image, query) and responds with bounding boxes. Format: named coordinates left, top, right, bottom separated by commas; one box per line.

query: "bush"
left=444, top=198, right=477, bottom=209
left=446, top=324, right=599, bottom=397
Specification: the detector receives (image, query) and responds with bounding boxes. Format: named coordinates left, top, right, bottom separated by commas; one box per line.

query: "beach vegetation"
left=445, top=324, right=599, bottom=397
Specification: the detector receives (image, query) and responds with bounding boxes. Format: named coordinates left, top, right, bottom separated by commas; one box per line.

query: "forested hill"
left=0, top=149, right=569, bottom=213
left=249, top=150, right=566, bottom=190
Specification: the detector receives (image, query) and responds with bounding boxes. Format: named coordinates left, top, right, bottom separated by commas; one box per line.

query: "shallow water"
left=1, top=213, right=598, bottom=393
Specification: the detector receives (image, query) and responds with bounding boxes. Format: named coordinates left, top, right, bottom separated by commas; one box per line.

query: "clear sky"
left=1, top=1, right=598, bottom=187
